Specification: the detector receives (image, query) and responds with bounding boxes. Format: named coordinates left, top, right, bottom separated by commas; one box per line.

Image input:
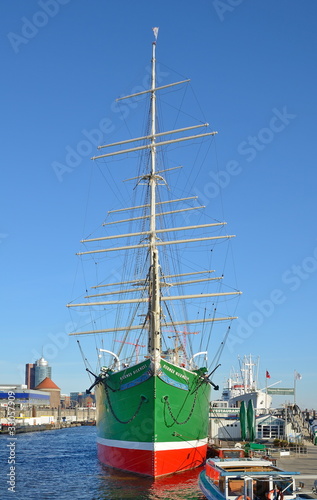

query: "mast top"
left=152, top=27, right=159, bottom=42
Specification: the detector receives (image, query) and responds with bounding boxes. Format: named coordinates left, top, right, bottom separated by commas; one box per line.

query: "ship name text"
left=119, top=364, right=147, bottom=381
left=162, top=364, right=189, bottom=382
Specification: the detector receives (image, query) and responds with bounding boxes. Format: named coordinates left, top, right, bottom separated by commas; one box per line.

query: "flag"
left=152, top=27, right=159, bottom=40
left=294, top=371, right=302, bottom=380
left=266, top=370, right=271, bottom=379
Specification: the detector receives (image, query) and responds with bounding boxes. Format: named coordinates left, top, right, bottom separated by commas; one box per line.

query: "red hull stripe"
left=97, top=441, right=207, bottom=477
left=97, top=436, right=208, bottom=451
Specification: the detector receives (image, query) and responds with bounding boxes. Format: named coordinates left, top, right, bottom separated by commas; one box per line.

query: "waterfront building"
left=70, top=391, right=80, bottom=401
left=60, top=394, right=71, bottom=408
left=35, top=377, right=60, bottom=408
left=0, top=384, right=50, bottom=407
left=70, top=391, right=95, bottom=407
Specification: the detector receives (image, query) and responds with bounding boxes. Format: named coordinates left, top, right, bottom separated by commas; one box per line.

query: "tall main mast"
left=148, top=37, right=161, bottom=365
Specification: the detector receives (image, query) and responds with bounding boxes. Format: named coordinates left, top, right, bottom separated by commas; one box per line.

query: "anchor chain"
left=104, top=381, right=147, bottom=424
left=163, top=388, right=198, bottom=426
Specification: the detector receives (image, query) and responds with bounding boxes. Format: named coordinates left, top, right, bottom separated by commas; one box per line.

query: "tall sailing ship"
left=67, top=29, right=241, bottom=477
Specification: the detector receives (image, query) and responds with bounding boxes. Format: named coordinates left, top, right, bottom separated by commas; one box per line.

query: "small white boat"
left=199, top=457, right=300, bottom=500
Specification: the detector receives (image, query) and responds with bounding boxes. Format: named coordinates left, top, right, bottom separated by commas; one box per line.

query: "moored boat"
left=212, top=355, right=273, bottom=411
left=199, top=457, right=300, bottom=500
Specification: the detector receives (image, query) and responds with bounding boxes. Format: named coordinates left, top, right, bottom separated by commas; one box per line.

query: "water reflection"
left=98, top=463, right=205, bottom=499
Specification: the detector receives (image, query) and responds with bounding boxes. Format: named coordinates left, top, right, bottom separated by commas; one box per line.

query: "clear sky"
left=1, top=0, right=316, bottom=409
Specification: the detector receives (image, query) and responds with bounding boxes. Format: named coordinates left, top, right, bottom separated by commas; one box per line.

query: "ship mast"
left=148, top=38, right=161, bottom=366
left=67, top=30, right=242, bottom=361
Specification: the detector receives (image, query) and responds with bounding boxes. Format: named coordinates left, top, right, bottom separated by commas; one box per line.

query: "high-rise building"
left=34, top=357, right=52, bottom=387
left=26, top=358, right=52, bottom=388
left=25, top=363, right=35, bottom=389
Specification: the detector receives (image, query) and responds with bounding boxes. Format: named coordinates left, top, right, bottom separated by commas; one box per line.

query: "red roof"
left=35, top=377, right=60, bottom=390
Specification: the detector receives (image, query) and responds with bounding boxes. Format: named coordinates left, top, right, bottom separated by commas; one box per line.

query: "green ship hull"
left=96, top=358, right=211, bottom=476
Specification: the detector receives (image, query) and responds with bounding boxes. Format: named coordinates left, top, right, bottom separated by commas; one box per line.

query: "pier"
left=275, top=441, right=317, bottom=494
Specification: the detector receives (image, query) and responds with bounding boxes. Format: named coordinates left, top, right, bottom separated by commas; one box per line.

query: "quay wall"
left=0, top=406, right=96, bottom=427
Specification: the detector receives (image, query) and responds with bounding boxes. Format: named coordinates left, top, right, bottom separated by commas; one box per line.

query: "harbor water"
left=0, top=426, right=205, bottom=499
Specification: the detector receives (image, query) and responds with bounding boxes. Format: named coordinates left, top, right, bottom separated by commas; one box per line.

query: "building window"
left=257, top=422, right=284, bottom=439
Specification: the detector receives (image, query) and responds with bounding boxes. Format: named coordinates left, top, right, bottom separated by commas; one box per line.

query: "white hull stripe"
left=97, top=437, right=208, bottom=451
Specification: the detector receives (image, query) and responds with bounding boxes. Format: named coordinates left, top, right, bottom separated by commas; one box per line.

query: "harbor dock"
left=275, top=441, right=317, bottom=495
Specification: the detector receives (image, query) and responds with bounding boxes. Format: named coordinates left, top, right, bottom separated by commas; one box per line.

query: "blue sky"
left=1, top=1, right=316, bottom=409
